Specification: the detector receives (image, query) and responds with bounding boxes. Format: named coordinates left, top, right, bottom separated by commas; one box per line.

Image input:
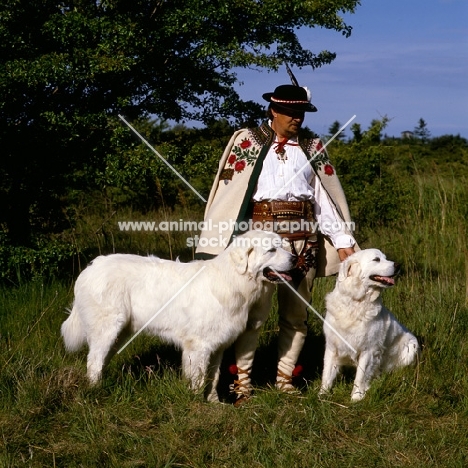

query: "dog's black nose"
left=393, top=263, right=401, bottom=275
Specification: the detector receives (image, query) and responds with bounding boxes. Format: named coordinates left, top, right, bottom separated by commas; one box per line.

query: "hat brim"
left=262, top=92, right=318, bottom=112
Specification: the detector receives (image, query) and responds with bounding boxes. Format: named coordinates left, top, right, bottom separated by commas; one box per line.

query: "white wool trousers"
left=234, top=237, right=317, bottom=389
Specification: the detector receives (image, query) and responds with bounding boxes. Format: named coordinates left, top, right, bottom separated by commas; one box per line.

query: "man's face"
left=271, top=108, right=305, bottom=139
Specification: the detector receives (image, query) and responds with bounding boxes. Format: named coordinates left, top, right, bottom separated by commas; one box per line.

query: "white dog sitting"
left=61, top=230, right=296, bottom=402
left=319, top=248, right=419, bottom=401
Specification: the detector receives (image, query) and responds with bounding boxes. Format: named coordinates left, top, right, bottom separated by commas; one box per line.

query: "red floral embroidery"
left=227, top=136, right=259, bottom=178
left=324, top=164, right=334, bottom=176
left=234, top=160, right=246, bottom=172
left=310, top=139, right=332, bottom=173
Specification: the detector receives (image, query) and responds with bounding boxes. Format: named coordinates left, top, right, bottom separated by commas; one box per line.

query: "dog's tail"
left=61, top=305, right=86, bottom=352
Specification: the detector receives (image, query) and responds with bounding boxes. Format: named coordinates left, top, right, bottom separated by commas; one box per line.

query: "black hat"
left=262, top=84, right=318, bottom=113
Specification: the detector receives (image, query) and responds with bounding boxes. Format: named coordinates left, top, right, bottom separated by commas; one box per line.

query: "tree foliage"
left=1, top=0, right=361, bottom=125
left=332, top=117, right=405, bottom=231
left=327, top=120, right=345, bottom=140
left=350, top=122, right=362, bottom=142
left=0, top=0, right=360, bottom=245
left=413, top=118, right=431, bottom=141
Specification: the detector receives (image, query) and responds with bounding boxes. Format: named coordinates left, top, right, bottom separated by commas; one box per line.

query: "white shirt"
left=252, top=135, right=355, bottom=249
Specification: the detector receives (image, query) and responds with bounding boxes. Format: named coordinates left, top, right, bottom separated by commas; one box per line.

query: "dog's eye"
left=373, top=257, right=381, bottom=262
left=266, top=248, right=277, bottom=253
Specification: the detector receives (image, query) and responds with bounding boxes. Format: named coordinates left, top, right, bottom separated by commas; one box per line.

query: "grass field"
left=1, top=170, right=468, bottom=467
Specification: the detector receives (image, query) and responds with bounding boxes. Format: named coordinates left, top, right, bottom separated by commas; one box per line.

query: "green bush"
left=2, top=117, right=466, bottom=280
left=333, top=142, right=406, bottom=232
left=0, top=231, right=75, bottom=284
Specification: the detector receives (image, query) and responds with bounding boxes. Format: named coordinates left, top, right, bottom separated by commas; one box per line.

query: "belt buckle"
left=271, top=201, right=304, bottom=217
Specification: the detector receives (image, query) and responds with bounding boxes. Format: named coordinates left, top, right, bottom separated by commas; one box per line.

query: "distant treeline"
left=1, top=117, right=467, bottom=283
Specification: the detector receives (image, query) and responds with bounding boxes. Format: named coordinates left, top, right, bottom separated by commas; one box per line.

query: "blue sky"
left=234, top=0, right=468, bottom=139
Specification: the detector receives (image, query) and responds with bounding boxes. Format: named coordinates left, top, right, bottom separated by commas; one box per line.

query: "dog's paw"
left=401, top=338, right=419, bottom=366
left=318, top=387, right=330, bottom=397
left=350, top=389, right=366, bottom=401
left=206, top=393, right=221, bottom=403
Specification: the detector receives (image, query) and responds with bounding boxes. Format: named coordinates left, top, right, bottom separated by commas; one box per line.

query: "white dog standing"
left=319, top=249, right=419, bottom=401
left=61, top=231, right=295, bottom=402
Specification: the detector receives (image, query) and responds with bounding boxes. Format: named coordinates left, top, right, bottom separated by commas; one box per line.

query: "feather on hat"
left=262, top=64, right=317, bottom=112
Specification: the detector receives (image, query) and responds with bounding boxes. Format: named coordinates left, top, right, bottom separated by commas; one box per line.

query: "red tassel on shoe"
left=292, top=364, right=303, bottom=377
left=228, top=364, right=238, bottom=375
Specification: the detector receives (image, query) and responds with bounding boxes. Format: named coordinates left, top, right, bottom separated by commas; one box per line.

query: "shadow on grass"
left=103, top=328, right=351, bottom=404
left=118, top=342, right=183, bottom=382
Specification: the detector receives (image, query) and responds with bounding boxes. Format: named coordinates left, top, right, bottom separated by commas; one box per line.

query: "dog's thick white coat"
left=320, top=249, right=419, bottom=401
left=61, top=231, right=295, bottom=402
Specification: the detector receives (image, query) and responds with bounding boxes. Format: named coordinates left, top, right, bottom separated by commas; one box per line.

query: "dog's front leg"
left=319, top=345, right=339, bottom=395
left=204, top=349, right=224, bottom=403
left=182, top=348, right=211, bottom=395
left=351, top=350, right=382, bottom=401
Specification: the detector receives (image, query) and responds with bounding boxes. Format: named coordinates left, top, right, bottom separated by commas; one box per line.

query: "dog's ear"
left=337, top=260, right=348, bottom=282
left=230, top=246, right=254, bottom=275
left=338, top=258, right=361, bottom=282
left=338, top=258, right=367, bottom=301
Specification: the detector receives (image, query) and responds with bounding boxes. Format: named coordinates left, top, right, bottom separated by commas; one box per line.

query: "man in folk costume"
left=195, top=75, right=356, bottom=405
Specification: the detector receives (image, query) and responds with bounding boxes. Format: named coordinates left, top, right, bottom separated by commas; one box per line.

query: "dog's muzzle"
left=369, top=274, right=396, bottom=287
left=263, top=267, right=293, bottom=283
left=369, top=262, right=400, bottom=287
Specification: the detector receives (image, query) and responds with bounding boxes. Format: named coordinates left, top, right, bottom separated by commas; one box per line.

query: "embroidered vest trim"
left=249, top=121, right=318, bottom=164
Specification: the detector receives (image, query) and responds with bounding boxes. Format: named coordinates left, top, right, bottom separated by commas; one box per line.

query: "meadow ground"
left=1, top=172, right=467, bottom=467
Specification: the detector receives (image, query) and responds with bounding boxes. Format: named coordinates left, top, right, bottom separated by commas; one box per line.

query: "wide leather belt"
left=251, top=201, right=318, bottom=283
left=251, top=200, right=317, bottom=241
left=252, top=200, right=314, bottom=222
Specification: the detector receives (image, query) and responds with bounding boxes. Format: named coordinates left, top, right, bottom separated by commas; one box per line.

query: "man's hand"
left=337, top=247, right=355, bottom=262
